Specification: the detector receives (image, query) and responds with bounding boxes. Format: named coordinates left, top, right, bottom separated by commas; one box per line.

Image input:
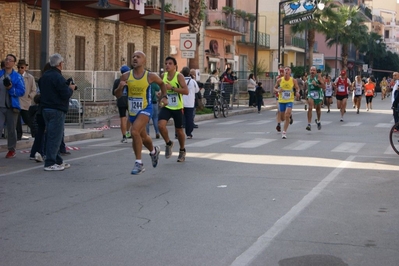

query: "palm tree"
left=188, top=0, right=203, bottom=69
left=323, top=5, right=368, bottom=72
left=359, top=32, right=386, bottom=69
left=290, top=0, right=338, bottom=69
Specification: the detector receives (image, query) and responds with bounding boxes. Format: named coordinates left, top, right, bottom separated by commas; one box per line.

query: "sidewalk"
left=0, top=97, right=297, bottom=153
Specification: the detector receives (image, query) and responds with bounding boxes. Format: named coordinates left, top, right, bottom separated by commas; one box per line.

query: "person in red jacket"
left=334, top=70, right=352, bottom=122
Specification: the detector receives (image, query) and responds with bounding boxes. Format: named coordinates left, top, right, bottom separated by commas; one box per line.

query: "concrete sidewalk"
left=0, top=97, right=294, bottom=153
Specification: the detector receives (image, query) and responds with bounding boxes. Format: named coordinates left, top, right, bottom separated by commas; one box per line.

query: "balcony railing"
left=206, top=10, right=249, bottom=34
left=285, top=37, right=318, bottom=52
left=146, top=0, right=189, bottom=16
left=239, top=31, right=270, bottom=48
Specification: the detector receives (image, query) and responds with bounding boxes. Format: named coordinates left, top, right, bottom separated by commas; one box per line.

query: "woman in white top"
left=247, top=73, right=257, bottom=107
left=210, top=69, right=219, bottom=91
left=352, top=75, right=364, bottom=114
left=324, top=74, right=333, bottom=113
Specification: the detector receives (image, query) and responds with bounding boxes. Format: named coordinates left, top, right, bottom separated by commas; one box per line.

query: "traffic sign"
left=181, top=51, right=195, bottom=58
left=362, top=64, right=368, bottom=72
left=180, top=33, right=196, bottom=51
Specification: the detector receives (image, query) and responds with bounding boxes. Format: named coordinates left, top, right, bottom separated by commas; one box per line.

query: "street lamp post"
left=159, top=0, right=165, bottom=75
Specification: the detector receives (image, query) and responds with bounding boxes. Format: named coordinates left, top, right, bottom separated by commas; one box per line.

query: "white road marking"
left=283, top=140, right=320, bottom=151
left=375, top=123, right=393, bottom=128
left=185, top=138, right=232, bottom=147
left=232, top=138, right=276, bottom=148
left=332, top=142, right=365, bottom=153
left=218, top=120, right=245, bottom=125
left=230, top=156, right=356, bottom=266
left=247, top=120, right=273, bottom=125
left=342, top=122, right=362, bottom=127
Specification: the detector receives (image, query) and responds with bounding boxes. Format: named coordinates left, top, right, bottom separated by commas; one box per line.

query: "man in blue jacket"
left=0, top=54, right=25, bottom=158
left=39, top=53, right=75, bottom=171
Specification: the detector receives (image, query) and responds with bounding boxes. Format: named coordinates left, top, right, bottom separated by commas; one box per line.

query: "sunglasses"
left=17, top=66, right=25, bottom=69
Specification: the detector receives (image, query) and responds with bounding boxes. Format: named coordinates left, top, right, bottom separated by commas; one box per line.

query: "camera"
left=3, top=77, right=11, bottom=87
left=66, top=77, right=78, bottom=90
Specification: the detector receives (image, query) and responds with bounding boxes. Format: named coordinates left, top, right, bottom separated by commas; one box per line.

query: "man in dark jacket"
left=38, top=53, right=75, bottom=171
left=0, top=54, right=25, bottom=158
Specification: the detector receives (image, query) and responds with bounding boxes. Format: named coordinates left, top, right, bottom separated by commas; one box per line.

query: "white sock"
left=136, top=160, right=142, bottom=164
left=150, top=149, right=155, bottom=155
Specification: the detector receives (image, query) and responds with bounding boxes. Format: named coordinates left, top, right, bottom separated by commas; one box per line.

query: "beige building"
left=0, top=0, right=189, bottom=75
left=170, top=0, right=270, bottom=80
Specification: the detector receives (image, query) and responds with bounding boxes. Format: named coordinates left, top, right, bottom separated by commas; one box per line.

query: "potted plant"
left=222, top=6, right=234, bottom=14
left=164, top=3, right=172, bottom=12
left=246, top=13, right=256, bottom=22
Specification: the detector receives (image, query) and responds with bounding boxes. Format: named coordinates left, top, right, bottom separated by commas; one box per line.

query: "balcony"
left=206, top=10, right=248, bottom=36
left=285, top=37, right=318, bottom=52
left=238, top=31, right=270, bottom=48
left=146, top=0, right=189, bottom=17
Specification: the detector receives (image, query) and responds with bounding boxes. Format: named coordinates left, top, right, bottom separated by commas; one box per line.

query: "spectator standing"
left=182, top=67, right=199, bottom=139
left=16, top=59, right=37, bottom=140
left=112, top=65, right=131, bottom=143
left=39, top=53, right=75, bottom=171
left=210, top=69, right=219, bottom=91
left=146, top=81, right=161, bottom=139
left=0, top=54, right=25, bottom=158
left=190, top=69, right=201, bottom=128
left=247, top=73, right=256, bottom=107
left=29, top=94, right=45, bottom=162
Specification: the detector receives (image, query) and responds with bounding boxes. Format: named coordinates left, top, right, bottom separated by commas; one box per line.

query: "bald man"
left=115, top=51, right=168, bottom=175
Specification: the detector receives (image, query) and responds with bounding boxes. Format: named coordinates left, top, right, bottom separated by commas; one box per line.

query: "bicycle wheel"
left=389, top=122, right=399, bottom=155
left=213, top=98, right=221, bottom=118
left=222, top=99, right=229, bottom=117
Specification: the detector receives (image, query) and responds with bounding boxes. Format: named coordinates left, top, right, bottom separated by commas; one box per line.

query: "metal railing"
left=240, top=31, right=270, bottom=48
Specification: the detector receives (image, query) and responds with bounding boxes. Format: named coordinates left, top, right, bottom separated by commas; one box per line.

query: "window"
left=209, top=0, right=217, bottom=10
left=75, top=36, right=85, bottom=70
left=127, top=43, right=135, bottom=67
left=151, top=46, right=158, bottom=73
left=385, top=30, right=389, bottom=39
left=226, top=0, right=233, bottom=7
left=29, top=30, right=41, bottom=70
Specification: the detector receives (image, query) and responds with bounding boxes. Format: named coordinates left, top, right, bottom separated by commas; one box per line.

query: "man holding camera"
left=38, top=53, right=75, bottom=171
left=0, top=54, right=25, bottom=158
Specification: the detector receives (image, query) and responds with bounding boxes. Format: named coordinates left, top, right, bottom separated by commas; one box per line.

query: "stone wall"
left=0, top=2, right=168, bottom=72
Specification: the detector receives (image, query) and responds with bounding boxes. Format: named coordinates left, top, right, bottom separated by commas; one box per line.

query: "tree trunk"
left=341, top=44, right=349, bottom=71
left=188, top=0, right=202, bottom=70
left=307, top=29, right=315, bottom=70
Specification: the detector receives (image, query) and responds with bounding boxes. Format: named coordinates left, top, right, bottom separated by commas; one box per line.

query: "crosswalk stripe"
left=218, top=120, right=245, bottom=125
left=185, top=138, right=232, bottom=147
left=332, top=142, right=365, bottom=153
left=283, top=140, right=320, bottom=150
left=342, top=122, right=362, bottom=127
left=376, top=123, right=393, bottom=128
left=232, top=138, right=276, bottom=148
left=384, top=145, right=397, bottom=155
left=247, top=120, right=273, bottom=125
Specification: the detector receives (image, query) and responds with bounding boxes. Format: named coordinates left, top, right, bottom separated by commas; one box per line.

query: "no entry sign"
left=180, top=33, right=196, bottom=51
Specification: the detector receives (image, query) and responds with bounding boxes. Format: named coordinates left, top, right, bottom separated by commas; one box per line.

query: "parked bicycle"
left=213, top=89, right=229, bottom=118
left=389, top=121, right=399, bottom=155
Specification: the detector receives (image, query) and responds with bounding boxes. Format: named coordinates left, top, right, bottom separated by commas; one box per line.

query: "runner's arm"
left=114, top=72, right=129, bottom=98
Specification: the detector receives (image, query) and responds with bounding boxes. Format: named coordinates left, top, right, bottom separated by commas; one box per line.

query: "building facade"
left=0, top=0, right=189, bottom=74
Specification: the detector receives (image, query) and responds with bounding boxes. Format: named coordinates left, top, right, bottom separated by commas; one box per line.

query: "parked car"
left=66, top=99, right=83, bottom=123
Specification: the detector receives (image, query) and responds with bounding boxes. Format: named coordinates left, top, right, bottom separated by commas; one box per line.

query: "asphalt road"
left=1, top=97, right=398, bottom=266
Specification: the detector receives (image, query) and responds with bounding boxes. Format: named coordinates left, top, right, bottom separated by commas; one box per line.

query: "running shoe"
left=5, top=150, right=16, bottom=158
left=282, top=131, right=287, bottom=139
left=35, top=152, right=43, bottom=162
left=304, top=105, right=307, bottom=110
left=60, top=163, right=71, bottom=169
left=165, top=141, right=174, bottom=159
left=276, top=124, right=281, bottom=132
left=44, top=164, right=65, bottom=171
left=306, top=124, right=311, bottom=131
left=121, top=137, right=127, bottom=143
left=177, top=149, right=186, bottom=162
left=340, top=118, right=344, bottom=122
left=356, top=109, right=359, bottom=114
left=156, top=133, right=160, bottom=139
left=150, top=146, right=160, bottom=168
left=327, top=109, right=330, bottom=113
left=315, top=119, right=321, bottom=130
left=131, top=162, right=145, bottom=175
left=125, top=132, right=131, bottom=138
left=289, top=115, right=293, bottom=125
